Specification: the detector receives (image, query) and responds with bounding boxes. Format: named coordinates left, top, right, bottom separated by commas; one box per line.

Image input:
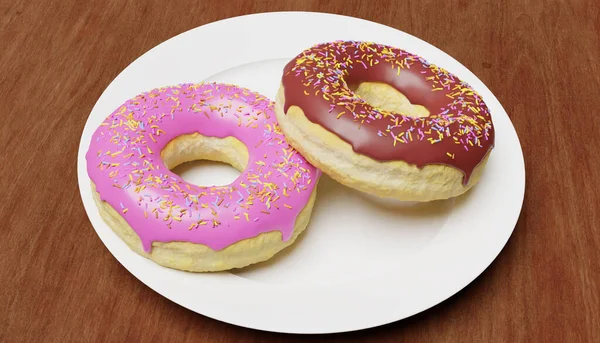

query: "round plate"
left=77, top=12, right=525, bottom=334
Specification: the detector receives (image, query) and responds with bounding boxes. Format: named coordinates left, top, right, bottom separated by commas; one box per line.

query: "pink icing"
left=86, top=83, right=320, bottom=252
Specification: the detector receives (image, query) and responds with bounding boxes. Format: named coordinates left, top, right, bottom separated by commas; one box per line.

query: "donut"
left=275, top=40, right=495, bottom=202
left=86, top=83, right=320, bottom=272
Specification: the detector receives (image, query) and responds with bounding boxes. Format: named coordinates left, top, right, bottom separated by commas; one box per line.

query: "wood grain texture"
left=1, top=0, right=599, bottom=341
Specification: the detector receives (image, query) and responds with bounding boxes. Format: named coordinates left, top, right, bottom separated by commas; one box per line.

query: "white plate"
left=77, top=12, right=525, bottom=334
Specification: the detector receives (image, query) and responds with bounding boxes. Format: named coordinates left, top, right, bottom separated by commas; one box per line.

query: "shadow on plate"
left=231, top=175, right=462, bottom=275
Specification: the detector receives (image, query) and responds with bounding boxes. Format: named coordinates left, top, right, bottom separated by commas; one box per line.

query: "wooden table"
left=2, top=0, right=599, bottom=341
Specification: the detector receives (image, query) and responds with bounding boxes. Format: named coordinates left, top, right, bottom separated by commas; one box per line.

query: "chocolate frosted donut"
left=275, top=41, right=494, bottom=201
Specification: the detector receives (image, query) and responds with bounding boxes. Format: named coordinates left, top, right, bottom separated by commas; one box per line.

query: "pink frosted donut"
left=86, top=83, right=320, bottom=272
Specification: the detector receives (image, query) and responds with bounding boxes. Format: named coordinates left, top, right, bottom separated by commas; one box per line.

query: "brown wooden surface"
left=1, top=0, right=599, bottom=341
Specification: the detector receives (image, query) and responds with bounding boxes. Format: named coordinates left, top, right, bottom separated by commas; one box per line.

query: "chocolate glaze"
left=281, top=41, right=495, bottom=184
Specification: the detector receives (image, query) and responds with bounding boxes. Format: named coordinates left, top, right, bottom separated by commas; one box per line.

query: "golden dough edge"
left=90, top=133, right=319, bottom=272
left=275, top=85, right=491, bottom=202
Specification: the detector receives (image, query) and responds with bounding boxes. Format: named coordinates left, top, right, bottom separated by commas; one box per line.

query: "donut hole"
left=161, top=133, right=248, bottom=187
left=349, top=82, right=430, bottom=118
